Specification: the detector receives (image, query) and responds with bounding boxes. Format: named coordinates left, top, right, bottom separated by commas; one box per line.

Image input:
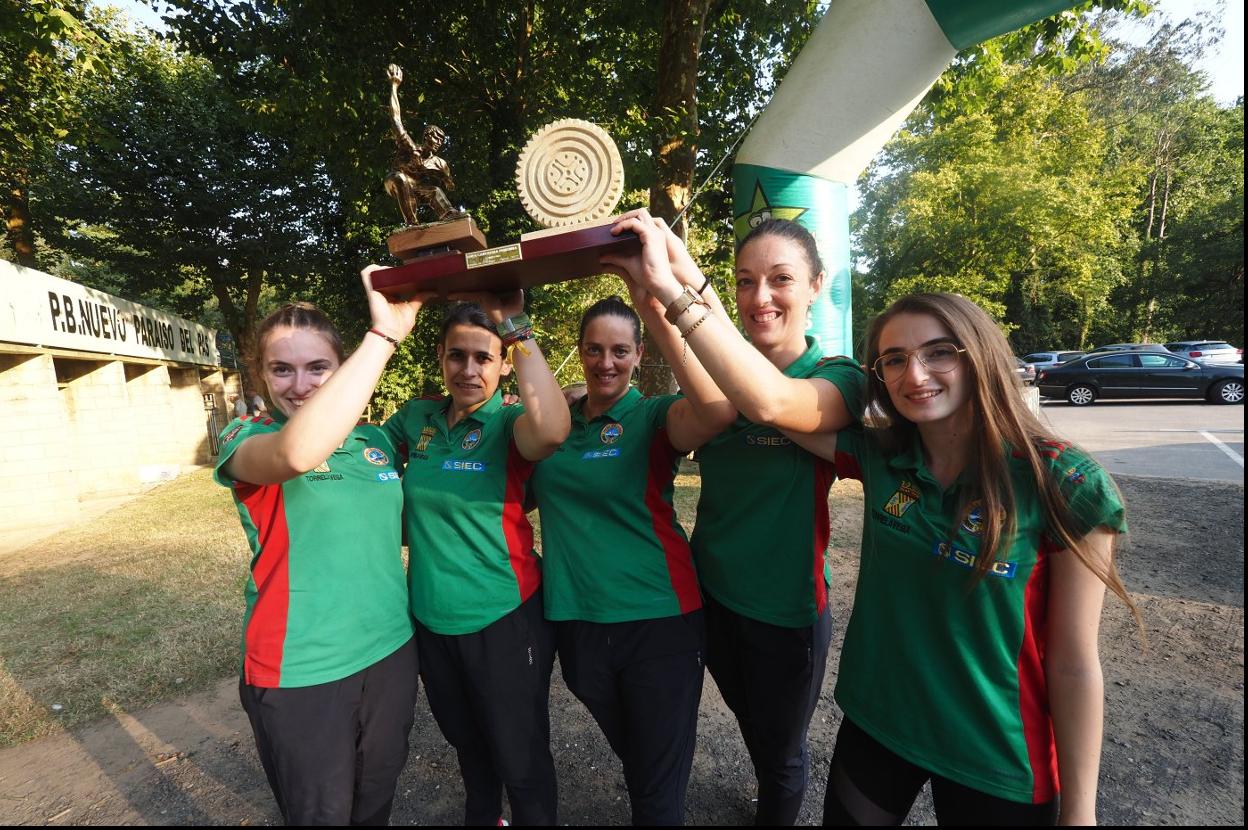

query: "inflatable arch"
left=732, top=0, right=1083, bottom=356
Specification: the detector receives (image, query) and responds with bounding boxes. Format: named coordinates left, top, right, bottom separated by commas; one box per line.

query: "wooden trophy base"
left=372, top=221, right=640, bottom=296
left=386, top=216, right=487, bottom=262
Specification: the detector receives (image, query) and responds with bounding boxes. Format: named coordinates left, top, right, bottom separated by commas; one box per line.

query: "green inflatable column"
left=732, top=165, right=853, bottom=357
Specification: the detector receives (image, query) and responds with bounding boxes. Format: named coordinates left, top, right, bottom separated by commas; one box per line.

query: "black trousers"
left=238, top=636, right=419, bottom=826
left=822, top=717, right=1060, bottom=825
left=703, top=592, right=832, bottom=826
left=557, top=611, right=706, bottom=826
left=416, top=591, right=558, bottom=826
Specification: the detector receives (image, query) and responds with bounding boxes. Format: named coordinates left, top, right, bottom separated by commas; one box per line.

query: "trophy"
left=372, top=66, right=639, bottom=296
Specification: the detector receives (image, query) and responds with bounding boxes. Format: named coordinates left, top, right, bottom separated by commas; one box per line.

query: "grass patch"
left=0, top=460, right=865, bottom=748
left=0, top=469, right=248, bottom=746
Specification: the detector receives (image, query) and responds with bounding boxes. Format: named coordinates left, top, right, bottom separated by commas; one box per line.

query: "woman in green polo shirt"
left=530, top=288, right=734, bottom=825
left=383, top=291, right=570, bottom=826
left=603, top=211, right=865, bottom=825
left=813, top=292, right=1140, bottom=825
left=215, top=268, right=430, bottom=825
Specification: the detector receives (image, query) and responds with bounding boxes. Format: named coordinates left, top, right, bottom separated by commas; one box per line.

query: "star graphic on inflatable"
left=733, top=182, right=808, bottom=240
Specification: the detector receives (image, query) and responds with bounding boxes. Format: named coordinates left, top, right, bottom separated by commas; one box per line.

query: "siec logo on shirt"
left=376, top=471, right=399, bottom=481
left=883, top=480, right=920, bottom=518
left=600, top=422, right=623, bottom=444
left=932, top=541, right=1017, bottom=579
left=960, top=502, right=983, bottom=535
left=746, top=434, right=791, bottom=446
left=581, top=448, right=622, bottom=460
left=416, top=426, right=436, bottom=453
left=462, top=428, right=483, bottom=451
left=442, top=460, right=487, bottom=472
left=363, top=447, right=390, bottom=466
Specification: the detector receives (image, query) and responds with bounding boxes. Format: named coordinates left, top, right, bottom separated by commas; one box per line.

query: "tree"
left=155, top=0, right=821, bottom=406
left=855, top=63, right=1140, bottom=351
left=0, top=0, right=108, bottom=266
left=35, top=30, right=334, bottom=362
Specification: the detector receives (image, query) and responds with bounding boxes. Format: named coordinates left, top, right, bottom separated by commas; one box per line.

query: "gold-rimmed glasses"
left=872, top=343, right=967, bottom=383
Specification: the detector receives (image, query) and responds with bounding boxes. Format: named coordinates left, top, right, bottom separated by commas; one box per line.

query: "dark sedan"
left=1036, top=350, right=1245, bottom=405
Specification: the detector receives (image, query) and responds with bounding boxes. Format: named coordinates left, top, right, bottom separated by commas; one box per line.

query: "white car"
left=1165, top=341, right=1243, bottom=365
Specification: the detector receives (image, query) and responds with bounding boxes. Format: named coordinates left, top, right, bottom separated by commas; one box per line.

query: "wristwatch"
left=664, top=286, right=705, bottom=325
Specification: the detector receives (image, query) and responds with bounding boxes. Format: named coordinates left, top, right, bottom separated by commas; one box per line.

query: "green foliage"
left=855, top=7, right=1243, bottom=352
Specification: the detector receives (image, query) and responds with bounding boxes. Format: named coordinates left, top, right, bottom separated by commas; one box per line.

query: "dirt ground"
left=0, top=474, right=1242, bottom=826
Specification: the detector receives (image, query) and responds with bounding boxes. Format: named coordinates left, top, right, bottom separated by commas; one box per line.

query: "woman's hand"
left=601, top=209, right=683, bottom=306
left=447, top=288, right=525, bottom=324
left=361, top=264, right=433, bottom=341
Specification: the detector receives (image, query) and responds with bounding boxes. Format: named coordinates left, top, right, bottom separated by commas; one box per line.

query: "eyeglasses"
left=872, top=343, right=967, bottom=383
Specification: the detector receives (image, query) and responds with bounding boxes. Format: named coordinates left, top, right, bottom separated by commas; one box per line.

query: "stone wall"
left=0, top=348, right=240, bottom=534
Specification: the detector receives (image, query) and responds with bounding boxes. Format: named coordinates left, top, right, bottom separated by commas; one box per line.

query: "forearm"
left=1050, top=658, right=1105, bottom=825
left=637, top=302, right=732, bottom=419
left=512, top=341, right=571, bottom=456
left=389, top=86, right=405, bottom=136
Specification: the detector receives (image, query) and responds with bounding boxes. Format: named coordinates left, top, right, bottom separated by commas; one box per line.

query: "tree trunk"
left=640, top=0, right=712, bottom=396
left=6, top=174, right=38, bottom=268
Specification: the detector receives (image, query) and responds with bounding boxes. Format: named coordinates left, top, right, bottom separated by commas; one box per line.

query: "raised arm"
left=453, top=289, right=570, bottom=461
left=603, top=216, right=736, bottom=451
left=225, top=266, right=431, bottom=485
left=386, top=64, right=414, bottom=145
left=606, top=209, right=855, bottom=434
left=1047, top=528, right=1113, bottom=826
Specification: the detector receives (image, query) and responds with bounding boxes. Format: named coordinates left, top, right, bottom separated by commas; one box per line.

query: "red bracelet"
left=368, top=327, right=400, bottom=346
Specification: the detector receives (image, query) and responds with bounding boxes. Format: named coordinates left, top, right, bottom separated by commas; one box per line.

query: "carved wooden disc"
left=516, top=120, right=624, bottom=227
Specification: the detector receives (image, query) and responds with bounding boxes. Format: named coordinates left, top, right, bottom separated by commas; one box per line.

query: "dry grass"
left=0, top=461, right=865, bottom=748
left=0, top=469, right=248, bottom=747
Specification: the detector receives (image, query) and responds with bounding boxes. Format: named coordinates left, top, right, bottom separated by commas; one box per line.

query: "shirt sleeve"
left=213, top=417, right=275, bottom=487
left=1049, top=444, right=1128, bottom=538
left=382, top=402, right=412, bottom=448
left=810, top=358, right=867, bottom=424
left=833, top=425, right=867, bottom=482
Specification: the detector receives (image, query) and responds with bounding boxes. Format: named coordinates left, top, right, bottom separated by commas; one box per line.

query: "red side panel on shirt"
left=236, top=481, right=290, bottom=687
left=834, top=450, right=863, bottom=482
left=811, top=457, right=836, bottom=616
left=1018, top=537, right=1059, bottom=803
left=503, top=440, right=541, bottom=602
left=646, top=430, right=701, bottom=614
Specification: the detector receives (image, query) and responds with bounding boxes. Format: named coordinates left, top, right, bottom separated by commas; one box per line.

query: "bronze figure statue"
left=384, top=64, right=462, bottom=225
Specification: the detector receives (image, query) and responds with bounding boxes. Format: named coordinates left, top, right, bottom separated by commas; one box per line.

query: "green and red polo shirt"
left=531, top=388, right=700, bottom=623
left=214, top=414, right=413, bottom=689
left=690, top=337, right=865, bottom=628
left=832, top=427, right=1127, bottom=803
left=384, top=390, right=540, bottom=635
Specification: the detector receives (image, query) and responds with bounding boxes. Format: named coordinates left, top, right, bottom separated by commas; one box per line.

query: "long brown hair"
left=864, top=293, right=1140, bottom=624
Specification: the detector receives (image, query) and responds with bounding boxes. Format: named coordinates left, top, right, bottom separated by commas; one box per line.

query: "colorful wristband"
left=368, top=327, right=400, bottom=346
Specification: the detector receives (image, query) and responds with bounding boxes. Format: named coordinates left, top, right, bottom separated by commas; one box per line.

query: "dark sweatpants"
left=557, top=610, right=706, bottom=825
left=415, top=591, right=558, bottom=826
left=238, top=636, right=419, bottom=826
left=703, top=592, right=832, bottom=826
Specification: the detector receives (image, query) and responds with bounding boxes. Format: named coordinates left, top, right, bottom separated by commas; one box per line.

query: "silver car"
left=1021, top=351, right=1086, bottom=371
left=1164, top=340, right=1243, bottom=365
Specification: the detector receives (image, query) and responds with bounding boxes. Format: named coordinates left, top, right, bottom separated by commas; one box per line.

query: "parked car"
left=1164, top=340, right=1243, bottom=365
left=1035, top=350, right=1245, bottom=405
left=1021, top=351, right=1086, bottom=371
left=1014, top=358, right=1036, bottom=385
left=1087, top=342, right=1165, bottom=354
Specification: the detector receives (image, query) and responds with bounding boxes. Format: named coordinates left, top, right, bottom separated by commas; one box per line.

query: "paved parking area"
left=1039, top=399, right=1244, bottom=483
